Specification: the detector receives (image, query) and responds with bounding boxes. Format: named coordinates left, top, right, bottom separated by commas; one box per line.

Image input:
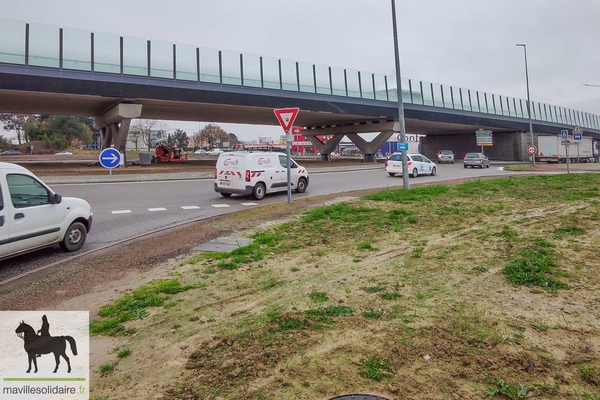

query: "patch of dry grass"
left=90, top=174, right=600, bottom=400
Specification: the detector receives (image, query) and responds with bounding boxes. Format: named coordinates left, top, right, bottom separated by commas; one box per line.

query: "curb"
left=40, top=165, right=383, bottom=185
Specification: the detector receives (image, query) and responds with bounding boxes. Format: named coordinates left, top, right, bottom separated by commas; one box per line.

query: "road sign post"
left=99, top=148, right=122, bottom=176
left=561, top=129, right=571, bottom=173
left=274, top=108, right=300, bottom=204
left=573, top=130, right=583, bottom=163
left=476, top=129, right=493, bottom=154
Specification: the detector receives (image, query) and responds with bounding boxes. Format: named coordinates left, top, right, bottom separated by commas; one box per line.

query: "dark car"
left=0, top=149, right=22, bottom=155
left=463, top=152, right=490, bottom=168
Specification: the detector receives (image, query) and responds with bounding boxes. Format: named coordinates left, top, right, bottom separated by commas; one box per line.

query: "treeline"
left=0, top=114, right=93, bottom=149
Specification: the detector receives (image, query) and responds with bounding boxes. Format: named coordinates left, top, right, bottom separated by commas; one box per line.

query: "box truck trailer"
left=536, top=135, right=599, bottom=163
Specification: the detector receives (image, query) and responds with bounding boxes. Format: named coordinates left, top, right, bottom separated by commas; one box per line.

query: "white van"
left=214, top=152, right=309, bottom=200
left=0, top=162, right=93, bottom=261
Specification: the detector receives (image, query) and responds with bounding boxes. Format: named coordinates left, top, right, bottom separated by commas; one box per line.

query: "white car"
left=0, top=162, right=93, bottom=261
left=55, top=150, right=73, bottom=156
left=194, top=149, right=207, bottom=155
left=207, top=148, right=223, bottom=155
left=385, top=152, right=437, bottom=177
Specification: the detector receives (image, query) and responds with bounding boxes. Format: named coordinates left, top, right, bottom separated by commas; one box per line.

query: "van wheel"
left=253, top=183, right=266, bottom=200
left=220, top=193, right=232, bottom=197
left=411, top=168, right=418, bottom=178
left=388, top=173, right=395, bottom=177
left=60, top=222, right=87, bottom=252
left=295, top=177, right=307, bottom=193
left=430, top=166, right=436, bottom=176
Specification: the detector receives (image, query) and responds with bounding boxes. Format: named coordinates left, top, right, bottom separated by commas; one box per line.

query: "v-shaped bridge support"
left=303, top=120, right=398, bottom=162
left=94, top=104, right=142, bottom=166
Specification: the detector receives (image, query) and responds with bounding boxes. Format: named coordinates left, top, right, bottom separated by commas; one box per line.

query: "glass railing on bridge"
left=0, top=17, right=598, bottom=131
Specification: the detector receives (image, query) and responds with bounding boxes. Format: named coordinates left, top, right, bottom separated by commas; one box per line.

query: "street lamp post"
left=391, top=0, right=410, bottom=189
left=516, top=43, right=535, bottom=166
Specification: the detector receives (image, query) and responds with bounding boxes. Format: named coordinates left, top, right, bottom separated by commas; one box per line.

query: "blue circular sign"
left=99, top=148, right=121, bottom=169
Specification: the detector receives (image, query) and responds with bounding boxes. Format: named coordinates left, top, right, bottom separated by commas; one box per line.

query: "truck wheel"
left=253, top=183, right=266, bottom=200
left=60, top=222, right=87, bottom=252
left=295, top=177, right=308, bottom=193
left=411, top=168, right=418, bottom=178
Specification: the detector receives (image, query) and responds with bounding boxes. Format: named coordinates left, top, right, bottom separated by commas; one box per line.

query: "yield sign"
left=274, top=108, right=299, bottom=133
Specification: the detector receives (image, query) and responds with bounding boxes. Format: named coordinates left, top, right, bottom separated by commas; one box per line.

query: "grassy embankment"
left=90, top=173, right=600, bottom=400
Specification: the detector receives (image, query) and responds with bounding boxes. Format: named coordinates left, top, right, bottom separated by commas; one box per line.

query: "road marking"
left=181, top=206, right=200, bottom=210
left=148, top=207, right=167, bottom=212
left=240, top=202, right=258, bottom=206
left=112, top=210, right=132, bottom=214
left=211, top=204, right=231, bottom=208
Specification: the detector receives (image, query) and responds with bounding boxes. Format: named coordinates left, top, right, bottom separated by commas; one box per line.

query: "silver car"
left=437, top=150, right=455, bottom=164
left=463, top=152, right=490, bottom=168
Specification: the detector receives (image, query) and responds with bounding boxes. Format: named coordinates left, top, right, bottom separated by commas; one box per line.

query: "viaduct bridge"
left=1, top=18, right=599, bottom=161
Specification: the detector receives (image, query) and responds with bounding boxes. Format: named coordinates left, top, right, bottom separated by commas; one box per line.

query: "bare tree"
left=200, top=124, right=228, bottom=148
left=131, top=119, right=168, bottom=151
left=128, top=130, right=142, bottom=151
left=0, top=114, right=35, bottom=145
left=191, top=132, right=201, bottom=148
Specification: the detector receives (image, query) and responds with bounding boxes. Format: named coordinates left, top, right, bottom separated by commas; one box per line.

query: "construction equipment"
left=154, top=142, right=188, bottom=163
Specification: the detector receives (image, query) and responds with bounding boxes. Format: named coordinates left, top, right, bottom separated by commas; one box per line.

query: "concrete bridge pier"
left=303, top=120, right=397, bottom=162
left=94, top=103, right=142, bottom=166
left=306, top=135, right=344, bottom=161
left=345, top=130, right=394, bottom=162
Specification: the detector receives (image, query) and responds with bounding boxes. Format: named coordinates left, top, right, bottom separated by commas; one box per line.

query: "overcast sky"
left=2, top=0, right=600, bottom=142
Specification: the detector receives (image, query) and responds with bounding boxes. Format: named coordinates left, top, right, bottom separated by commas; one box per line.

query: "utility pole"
left=391, top=0, right=410, bottom=189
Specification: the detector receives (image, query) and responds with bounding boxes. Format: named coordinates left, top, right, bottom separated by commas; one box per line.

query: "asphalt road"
left=0, top=163, right=510, bottom=282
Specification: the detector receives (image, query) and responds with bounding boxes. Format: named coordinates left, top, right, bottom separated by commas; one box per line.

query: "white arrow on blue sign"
left=99, top=148, right=121, bottom=169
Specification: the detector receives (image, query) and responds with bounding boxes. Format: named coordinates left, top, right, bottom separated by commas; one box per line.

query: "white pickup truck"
left=0, top=162, right=93, bottom=261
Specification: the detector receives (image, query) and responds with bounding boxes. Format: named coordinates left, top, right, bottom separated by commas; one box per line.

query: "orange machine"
left=154, top=142, right=188, bottom=163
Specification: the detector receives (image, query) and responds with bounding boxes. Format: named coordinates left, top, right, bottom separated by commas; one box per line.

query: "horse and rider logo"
left=15, top=315, right=78, bottom=373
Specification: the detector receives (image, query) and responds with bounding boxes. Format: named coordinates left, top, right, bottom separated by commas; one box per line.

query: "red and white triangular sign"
left=274, top=108, right=299, bottom=133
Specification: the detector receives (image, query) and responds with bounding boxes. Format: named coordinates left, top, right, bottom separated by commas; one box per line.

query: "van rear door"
left=216, top=153, right=245, bottom=190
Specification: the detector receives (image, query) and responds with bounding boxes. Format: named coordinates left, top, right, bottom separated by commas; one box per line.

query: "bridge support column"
left=346, top=131, right=394, bottom=162
left=306, top=135, right=344, bottom=161
left=94, top=104, right=142, bottom=166
left=303, top=120, right=397, bottom=163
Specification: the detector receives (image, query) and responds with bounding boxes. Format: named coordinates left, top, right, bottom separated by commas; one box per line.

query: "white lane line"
left=240, top=202, right=258, bottom=206
left=112, top=210, right=132, bottom=214
left=148, top=207, right=168, bottom=212
left=181, top=206, right=200, bottom=210
left=211, top=204, right=231, bottom=208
